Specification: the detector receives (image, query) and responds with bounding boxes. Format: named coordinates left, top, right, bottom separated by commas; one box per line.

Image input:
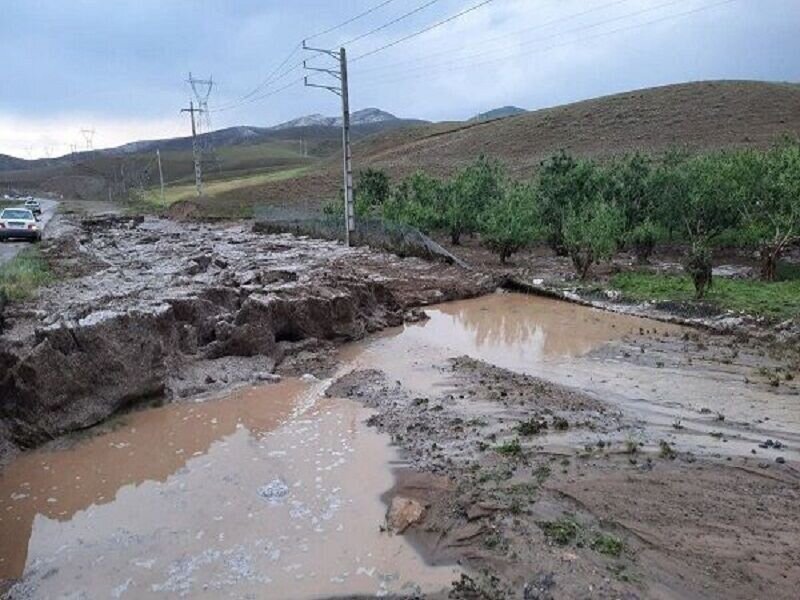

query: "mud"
left=0, top=215, right=494, bottom=463
left=2, top=214, right=800, bottom=598
left=326, top=294, right=800, bottom=599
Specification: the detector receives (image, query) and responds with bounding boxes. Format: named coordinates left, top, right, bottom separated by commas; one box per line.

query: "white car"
left=24, top=199, right=42, bottom=215
left=0, top=208, right=41, bottom=242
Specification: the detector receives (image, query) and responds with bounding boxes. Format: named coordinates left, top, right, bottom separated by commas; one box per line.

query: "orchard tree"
left=538, top=151, right=604, bottom=255
left=480, top=182, right=541, bottom=264
left=562, top=199, right=624, bottom=280
left=732, top=141, right=800, bottom=281
left=680, top=153, right=740, bottom=298
left=354, top=168, right=391, bottom=215
left=606, top=153, right=659, bottom=262
left=650, top=148, right=692, bottom=242
left=382, top=171, right=444, bottom=232
left=445, top=156, right=505, bottom=244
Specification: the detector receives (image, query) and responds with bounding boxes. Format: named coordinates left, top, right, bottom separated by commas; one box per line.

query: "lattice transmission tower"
left=186, top=73, right=219, bottom=172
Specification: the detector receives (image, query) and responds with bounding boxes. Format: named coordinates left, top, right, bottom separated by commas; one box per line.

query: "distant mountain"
left=470, top=106, right=527, bottom=122
left=0, top=108, right=428, bottom=173
left=272, top=108, right=401, bottom=130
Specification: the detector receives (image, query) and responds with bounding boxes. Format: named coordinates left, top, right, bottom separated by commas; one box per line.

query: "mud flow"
left=2, top=293, right=798, bottom=598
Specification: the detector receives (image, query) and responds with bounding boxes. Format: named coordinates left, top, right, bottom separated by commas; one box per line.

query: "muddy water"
left=346, top=293, right=800, bottom=460
left=0, top=380, right=458, bottom=597
left=3, top=292, right=797, bottom=596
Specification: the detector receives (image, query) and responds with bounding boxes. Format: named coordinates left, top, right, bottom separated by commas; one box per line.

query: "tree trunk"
left=450, top=230, right=461, bottom=246
left=759, top=246, right=779, bottom=282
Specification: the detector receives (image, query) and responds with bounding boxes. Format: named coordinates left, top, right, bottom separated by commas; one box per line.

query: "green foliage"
left=562, top=199, right=624, bottom=280
left=683, top=242, right=714, bottom=299
left=480, top=181, right=541, bottom=263
left=732, top=140, right=800, bottom=280
left=445, top=156, right=505, bottom=244
left=539, top=518, right=582, bottom=545
left=382, top=171, right=445, bottom=231
left=538, top=151, right=605, bottom=254
left=354, top=168, right=391, bottom=215
left=0, top=248, right=54, bottom=302
left=591, top=533, right=625, bottom=557
left=494, top=438, right=523, bottom=456
left=626, top=219, right=658, bottom=264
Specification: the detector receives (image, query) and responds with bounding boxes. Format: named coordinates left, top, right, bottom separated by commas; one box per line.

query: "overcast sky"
left=1, top=0, right=798, bottom=158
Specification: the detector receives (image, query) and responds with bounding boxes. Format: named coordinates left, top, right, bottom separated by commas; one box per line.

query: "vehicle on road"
left=0, top=208, right=41, bottom=242
left=24, top=199, right=42, bottom=216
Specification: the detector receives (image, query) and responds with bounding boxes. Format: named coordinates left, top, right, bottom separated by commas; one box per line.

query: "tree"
left=480, top=182, right=541, bottom=264
left=445, top=156, right=505, bottom=245
left=354, top=168, right=391, bottom=215
left=606, top=153, right=659, bottom=262
left=680, top=153, right=740, bottom=298
left=562, top=199, right=623, bottom=280
left=382, top=171, right=445, bottom=232
left=650, top=148, right=692, bottom=242
left=732, top=141, right=800, bottom=281
left=538, top=151, right=603, bottom=255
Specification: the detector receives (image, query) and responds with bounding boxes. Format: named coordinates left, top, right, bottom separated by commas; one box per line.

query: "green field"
left=611, top=265, right=800, bottom=320
left=142, top=166, right=310, bottom=207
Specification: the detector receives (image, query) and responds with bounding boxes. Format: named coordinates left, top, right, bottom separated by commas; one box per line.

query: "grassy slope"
left=199, top=80, right=800, bottom=215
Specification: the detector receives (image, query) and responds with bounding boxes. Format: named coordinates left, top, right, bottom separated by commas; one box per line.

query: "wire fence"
left=253, top=206, right=468, bottom=268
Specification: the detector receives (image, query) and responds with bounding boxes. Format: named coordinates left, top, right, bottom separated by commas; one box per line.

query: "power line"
left=305, top=0, right=401, bottom=41
left=213, top=0, right=404, bottom=112
left=352, top=0, right=634, bottom=74
left=339, top=0, right=442, bottom=47
left=355, top=0, right=690, bottom=80
left=351, top=0, right=495, bottom=62
left=358, top=0, right=738, bottom=87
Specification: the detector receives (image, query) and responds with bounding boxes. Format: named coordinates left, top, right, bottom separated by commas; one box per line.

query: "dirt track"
left=1, top=214, right=799, bottom=599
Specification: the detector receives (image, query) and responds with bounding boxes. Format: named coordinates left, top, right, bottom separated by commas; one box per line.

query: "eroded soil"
left=1, top=214, right=799, bottom=599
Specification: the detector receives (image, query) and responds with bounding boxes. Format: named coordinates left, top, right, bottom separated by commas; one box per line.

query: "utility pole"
left=303, top=42, right=354, bottom=246
left=156, top=149, right=165, bottom=203
left=181, top=100, right=203, bottom=196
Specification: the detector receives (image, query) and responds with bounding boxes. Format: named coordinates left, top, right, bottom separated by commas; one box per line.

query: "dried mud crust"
left=0, top=215, right=496, bottom=463
left=328, top=359, right=800, bottom=600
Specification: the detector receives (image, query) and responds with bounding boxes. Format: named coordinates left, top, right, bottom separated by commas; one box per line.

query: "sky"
left=1, top=0, right=798, bottom=158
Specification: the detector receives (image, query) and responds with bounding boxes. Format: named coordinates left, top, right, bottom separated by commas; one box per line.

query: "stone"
left=386, top=496, right=425, bottom=533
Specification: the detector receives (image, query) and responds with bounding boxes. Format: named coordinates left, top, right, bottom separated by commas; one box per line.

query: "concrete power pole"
left=181, top=100, right=203, bottom=196
left=303, top=42, right=354, bottom=246
left=156, top=149, right=165, bottom=203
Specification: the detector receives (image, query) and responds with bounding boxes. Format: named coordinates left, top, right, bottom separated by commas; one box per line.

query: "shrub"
left=445, top=156, right=505, bottom=244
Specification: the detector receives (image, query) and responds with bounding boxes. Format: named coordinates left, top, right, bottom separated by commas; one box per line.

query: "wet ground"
left=3, top=292, right=799, bottom=598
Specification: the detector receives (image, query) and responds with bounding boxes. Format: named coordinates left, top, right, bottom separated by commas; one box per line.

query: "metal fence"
left=253, top=206, right=468, bottom=268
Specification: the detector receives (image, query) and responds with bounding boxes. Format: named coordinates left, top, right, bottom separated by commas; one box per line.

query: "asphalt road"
left=0, top=198, right=58, bottom=266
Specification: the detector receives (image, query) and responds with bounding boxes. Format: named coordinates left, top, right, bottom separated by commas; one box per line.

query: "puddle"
left=2, top=292, right=797, bottom=595
left=0, top=380, right=458, bottom=597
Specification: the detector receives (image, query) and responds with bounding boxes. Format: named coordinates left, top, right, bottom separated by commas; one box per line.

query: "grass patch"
left=494, top=438, right=523, bottom=456
left=539, top=518, right=582, bottom=545
left=611, top=269, right=800, bottom=320
left=141, top=166, right=310, bottom=208
left=0, top=248, right=53, bottom=301
left=591, top=533, right=624, bottom=557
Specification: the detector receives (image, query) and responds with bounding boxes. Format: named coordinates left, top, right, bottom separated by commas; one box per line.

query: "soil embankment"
left=0, top=214, right=495, bottom=464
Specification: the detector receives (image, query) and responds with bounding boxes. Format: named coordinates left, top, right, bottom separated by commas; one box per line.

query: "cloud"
left=1, top=0, right=799, bottom=158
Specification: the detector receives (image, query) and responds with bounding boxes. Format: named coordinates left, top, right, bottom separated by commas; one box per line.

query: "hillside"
left=470, top=106, right=527, bottom=122
left=201, top=80, right=800, bottom=217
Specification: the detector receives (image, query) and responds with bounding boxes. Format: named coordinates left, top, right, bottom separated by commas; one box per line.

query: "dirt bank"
left=0, top=215, right=495, bottom=464
left=329, top=356, right=800, bottom=599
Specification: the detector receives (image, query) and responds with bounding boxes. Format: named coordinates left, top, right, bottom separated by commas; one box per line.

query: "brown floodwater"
left=2, top=292, right=797, bottom=597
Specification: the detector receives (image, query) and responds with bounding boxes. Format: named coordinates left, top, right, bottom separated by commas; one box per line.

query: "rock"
left=255, top=372, right=281, bottom=383
left=776, top=457, right=786, bottom=464
left=386, top=496, right=425, bottom=533
left=301, top=373, right=319, bottom=383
